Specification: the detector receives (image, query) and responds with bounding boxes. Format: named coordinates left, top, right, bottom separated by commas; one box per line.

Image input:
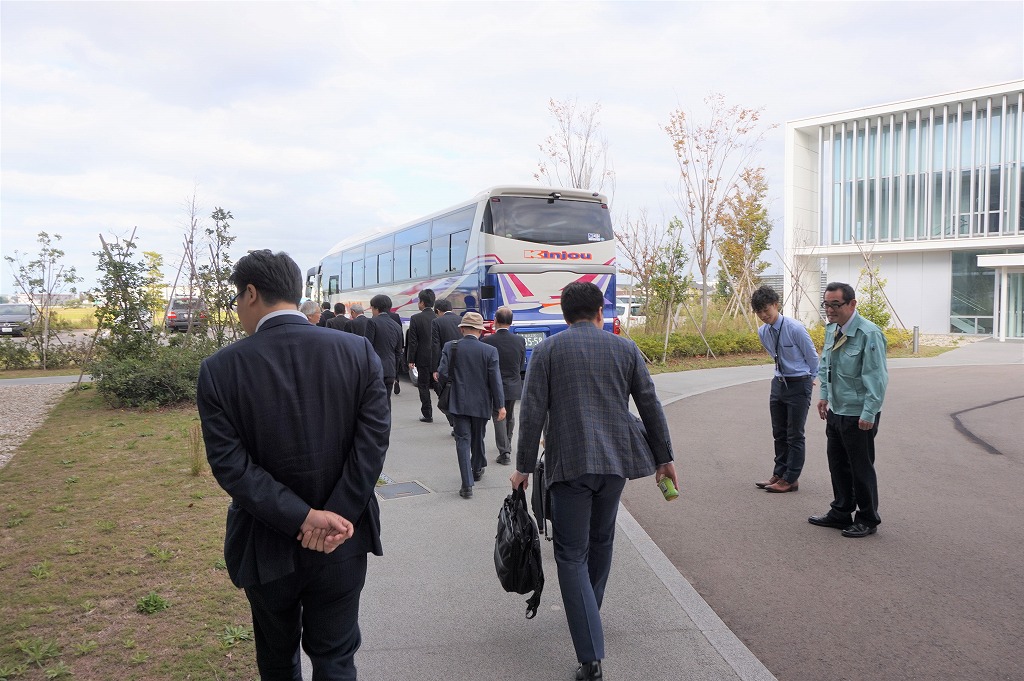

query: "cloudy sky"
left=2, top=0, right=1022, bottom=294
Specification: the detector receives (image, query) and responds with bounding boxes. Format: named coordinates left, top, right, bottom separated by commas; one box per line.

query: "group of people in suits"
left=197, top=251, right=680, bottom=681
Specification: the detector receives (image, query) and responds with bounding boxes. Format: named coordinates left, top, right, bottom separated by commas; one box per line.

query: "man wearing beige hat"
left=436, top=312, right=506, bottom=499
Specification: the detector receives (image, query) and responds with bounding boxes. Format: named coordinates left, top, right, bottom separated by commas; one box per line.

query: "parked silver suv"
left=164, top=297, right=208, bottom=332
left=0, top=304, right=36, bottom=337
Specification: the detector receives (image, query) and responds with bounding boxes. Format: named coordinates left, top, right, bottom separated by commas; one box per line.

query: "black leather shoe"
left=473, top=468, right=485, bottom=481
left=575, top=661, right=602, bottom=680
left=496, top=453, right=511, bottom=465
left=808, top=512, right=851, bottom=529
left=459, top=486, right=473, bottom=499
left=419, top=416, right=432, bottom=423
left=841, top=522, right=877, bottom=538
left=393, top=381, right=400, bottom=395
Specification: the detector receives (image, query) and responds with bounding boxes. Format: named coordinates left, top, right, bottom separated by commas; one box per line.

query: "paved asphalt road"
left=622, top=365, right=1024, bottom=681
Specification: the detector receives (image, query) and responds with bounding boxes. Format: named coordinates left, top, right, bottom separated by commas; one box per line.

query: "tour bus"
left=310, top=185, right=618, bottom=373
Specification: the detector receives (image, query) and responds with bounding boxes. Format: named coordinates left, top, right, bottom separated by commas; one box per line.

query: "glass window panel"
left=856, top=128, right=866, bottom=179
left=990, top=108, right=1002, bottom=164
left=378, top=251, right=393, bottom=284
left=844, top=131, right=853, bottom=176
left=932, top=173, right=944, bottom=237
left=973, top=169, right=985, bottom=234
left=1008, top=105, right=1019, bottom=163
left=450, top=230, right=470, bottom=272
left=432, top=206, right=476, bottom=237
left=341, top=262, right=352, bottom=290
left=832, top=184, right=841, bottom=244
left=891, top=181, right=901, bottom=241
left=366, top=236, right=393, bottom=255
left=833, top=133, right=842, bottom=177
left=321, top=253, right=341, bottom=299
left=364, top=257, right=378, bottom=286
left=950, top=251, right=995, bottom=316
left=919, top=120, right=929, bottom=175
left=881, top=124, right=891, bottom=174
left=946, top=171, right=956, bottom=237
left=867, top=181, right=876, bottom=240
left=975, top=110, right=987, bottom=166
left=961, top=112, right=973, bottom=166
left=905, top=176, right=916, bottom=239
left=907, top=121, right=918, bottom=174
left=431, top=235, right=450, bottom=274
left=933, top=118, right=944, bottom=171
left=351, top=259, right=363, bottom=289
left=989, top=168, right=1002, bottom=233
left=395, top=222, right=430, bottom=247
left=947, top=114, right=957, bottom=170
left=880, top=178, right=890, bottom=239
left=411, top=242, right=429, bottom=279
left=855, top=180, right=865, bottom=240
left=868, top=126, right=877, bottom=178
left=894, top=123, right=903, bottom=174
left=342, top=246, right=364, bottom=264
left=394, top=246, right=411, bottom=281
left=843, top=182, right=853, bottom=242
left=918, top=173, right=928, bottom=239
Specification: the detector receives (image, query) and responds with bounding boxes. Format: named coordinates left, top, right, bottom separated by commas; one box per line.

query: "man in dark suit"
left=317, top=301, right=335, bottom=327
left=406, top=289, right=436, bottom=422
left=481, top=306, right=526, bottom=466
left=346, top=303, right=370, bottom=336
left=366, top=294, right=404, bottom=408
left=510, top=282, right=677, bottom=681
left=431, top=299, right=462, bottom=426
left=326, top=302, right=349, bottom=333
left=436, top=312, right=505, bottom=499
left=380, top=296, right=404, bottom=396
left=197, top=250, right=390, bottom=680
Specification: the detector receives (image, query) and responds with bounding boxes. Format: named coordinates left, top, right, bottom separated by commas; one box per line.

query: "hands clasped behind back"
left=297, top=508, right=354, bottom=554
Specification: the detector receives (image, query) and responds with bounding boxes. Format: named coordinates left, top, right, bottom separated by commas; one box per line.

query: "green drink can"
left=658, top=477, right=679, bottom=501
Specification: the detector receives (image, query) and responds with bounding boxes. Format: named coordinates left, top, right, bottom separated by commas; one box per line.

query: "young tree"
left=614, top=208, right=669, bottom=310
left=4, top=231, right=82, bottom=369
left=717, top=167, right=773, bottom=316
left=93, top=230, right=162, bottom=361
left=197, top=207, right=241, bottom=347
left=535, top=97, right=615, bottom=195
left=856, top=261, right=892, bottom=330
left=664, top=93, right=775, bottom=334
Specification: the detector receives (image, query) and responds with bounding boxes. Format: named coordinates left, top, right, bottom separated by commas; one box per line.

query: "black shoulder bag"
left=437, top=340, right=459, bottom=413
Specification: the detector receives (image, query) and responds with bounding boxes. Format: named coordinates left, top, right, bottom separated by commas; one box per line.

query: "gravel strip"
left=0, top=383, right=70, bottom=470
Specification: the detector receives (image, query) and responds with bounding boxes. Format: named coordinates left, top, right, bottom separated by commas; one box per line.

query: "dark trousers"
left=243, top=554, right=368, bottom=681
left=452, top=415, right=487, bottom=488
left=491, top=399, right=517, bottom=458
left=769, top=377, right=813, bottom=483
left=549, top=474, right=626, bottom=664
left=383, top=377, right=394, bottom=410
left=825, top=410, right=882, bottom=527
left=415, top=364, right=435, bottom=419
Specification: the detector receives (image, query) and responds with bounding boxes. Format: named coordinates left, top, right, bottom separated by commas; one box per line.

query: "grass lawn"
left=0, top=388, right=256, bottom=680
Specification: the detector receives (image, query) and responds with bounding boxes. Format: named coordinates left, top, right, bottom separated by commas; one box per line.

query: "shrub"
left=808, top=323, right=826, bottom=352
left=630, top=329, right=761, bottom=361
left=92, top=340, right=214, bottom=408
left=885, top=327, right=913, bottom=350
left=0, top=338, right=35, bottom=369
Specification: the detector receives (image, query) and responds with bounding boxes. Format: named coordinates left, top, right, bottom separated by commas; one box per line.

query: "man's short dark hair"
left=334, top=302, right=346, bottom=315
left=495, top=307, right=513, bottom=326
left=370, top=294, right=390, bottom=313
left=825, top=282, right=856, bottom=302
left=750, top=285, right=780, bottom=312
left=435, top=299, right=452, bottom=314
left=381, top=295, right=393, bottom=310
left=229, top=250, right=302, bottom=305
left=561, top=282, right=604, bottom=324
left=418, top=289, right=435, bottom=307
left=321, top=301, right=331, bottom=311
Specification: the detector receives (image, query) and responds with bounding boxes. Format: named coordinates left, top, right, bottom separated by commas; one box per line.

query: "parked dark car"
left=0, top=303, right=36, bottom=337
left=164, top=297, right=208, bottom=332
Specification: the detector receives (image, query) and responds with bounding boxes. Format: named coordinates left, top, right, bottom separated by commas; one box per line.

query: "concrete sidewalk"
left=318, top=337, right=1022, bottom=680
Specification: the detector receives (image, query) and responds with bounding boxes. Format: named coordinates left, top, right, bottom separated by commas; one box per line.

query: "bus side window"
left=450, top=230, right=470, bottom=272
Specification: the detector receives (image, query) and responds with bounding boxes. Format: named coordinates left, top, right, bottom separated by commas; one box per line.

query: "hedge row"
left=631, top=329, right=763, bottom=361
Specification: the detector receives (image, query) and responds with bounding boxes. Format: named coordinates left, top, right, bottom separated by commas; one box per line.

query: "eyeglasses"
left=228, top=291, right=241, bottom=311
left=821, top=300, right=849, bottom=310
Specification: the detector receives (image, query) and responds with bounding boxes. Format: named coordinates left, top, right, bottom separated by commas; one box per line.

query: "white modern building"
left=784, top=81, right=1024, bottom=340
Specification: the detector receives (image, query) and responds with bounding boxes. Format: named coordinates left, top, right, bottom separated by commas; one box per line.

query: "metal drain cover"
left=376, top=481, right=431, bottom=500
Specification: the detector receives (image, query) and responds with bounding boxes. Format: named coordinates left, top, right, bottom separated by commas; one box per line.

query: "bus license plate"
left=518, top=332, right=546, bottom=348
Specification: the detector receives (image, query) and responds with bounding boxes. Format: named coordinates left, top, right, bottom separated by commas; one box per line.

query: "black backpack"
left=494, top=487, right=544, bottom=619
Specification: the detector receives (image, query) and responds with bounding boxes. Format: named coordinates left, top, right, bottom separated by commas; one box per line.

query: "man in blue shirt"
left=752, top=285, right=819, bottom=493
left=809, top=282, right=888, bottom=538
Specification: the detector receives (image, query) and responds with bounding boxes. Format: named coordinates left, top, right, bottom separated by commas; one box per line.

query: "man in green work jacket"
left=808, top=281, right=888, bottom=539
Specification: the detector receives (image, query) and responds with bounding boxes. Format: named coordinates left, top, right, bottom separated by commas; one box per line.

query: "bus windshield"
left=485, top=196, right=612, bottom=246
